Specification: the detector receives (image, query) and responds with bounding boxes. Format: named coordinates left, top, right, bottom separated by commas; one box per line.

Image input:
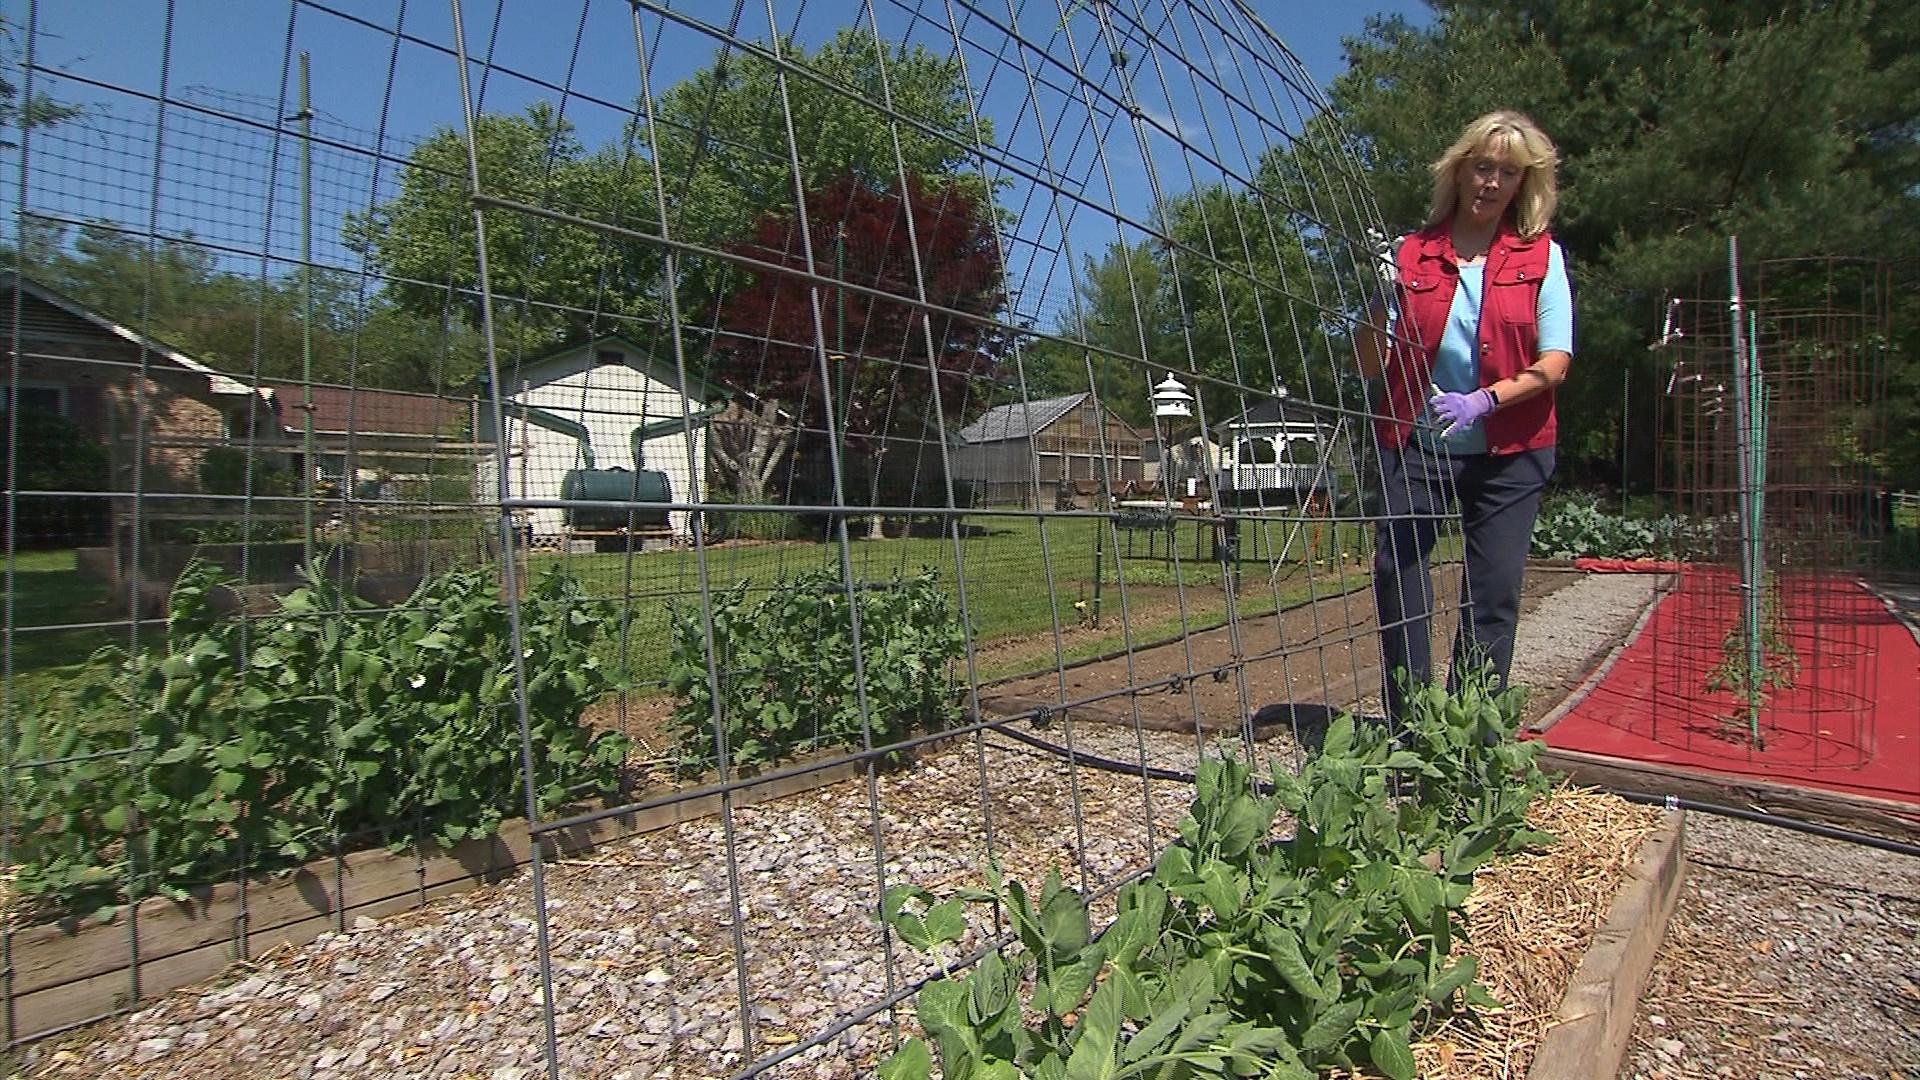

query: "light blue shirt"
left=1410, top=240, right=1573, bottom=454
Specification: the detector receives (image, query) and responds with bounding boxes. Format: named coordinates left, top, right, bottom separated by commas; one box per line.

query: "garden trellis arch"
left=2, top=0, right=1474, bottom=1074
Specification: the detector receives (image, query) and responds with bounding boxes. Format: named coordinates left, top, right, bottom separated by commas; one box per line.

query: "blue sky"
left=27, top=1, right=1429, bottom=139
left=16, top=1, right=1431, bottom=328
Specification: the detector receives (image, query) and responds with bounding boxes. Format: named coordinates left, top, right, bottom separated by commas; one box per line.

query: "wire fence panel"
left=2, top=1, right=1474, bottom=1074
left=1647, top=255, right=1892, bottom=764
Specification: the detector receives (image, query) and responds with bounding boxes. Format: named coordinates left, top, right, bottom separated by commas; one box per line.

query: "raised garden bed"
left=17, top=730, right=1682, bottom=1079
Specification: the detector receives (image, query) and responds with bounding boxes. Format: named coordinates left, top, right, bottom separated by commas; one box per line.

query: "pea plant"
left=8, top=557, right=631, bottom=920
left=880, top=681, right=1551, bottom=1080
left=665, top=568, right=964, bottom=772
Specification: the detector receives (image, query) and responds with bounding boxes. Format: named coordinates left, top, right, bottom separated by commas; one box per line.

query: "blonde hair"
left=1424, top=110, right=1560, bottom=239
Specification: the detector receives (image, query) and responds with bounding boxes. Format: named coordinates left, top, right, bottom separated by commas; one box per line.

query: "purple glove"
left=1429, top=387, right=1496, bottom=437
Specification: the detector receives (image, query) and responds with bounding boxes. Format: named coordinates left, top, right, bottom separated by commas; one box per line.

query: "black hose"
left=987, top=724, right=1920, bottom=859
left=989, top=723, right=1205, bottom=787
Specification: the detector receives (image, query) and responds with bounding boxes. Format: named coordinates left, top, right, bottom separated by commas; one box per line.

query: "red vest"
left=1376, top=221, right=1558, bottom=455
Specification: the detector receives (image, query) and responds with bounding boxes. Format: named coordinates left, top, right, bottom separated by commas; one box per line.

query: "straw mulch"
left=1405, top=783, right=1669, bottom=1079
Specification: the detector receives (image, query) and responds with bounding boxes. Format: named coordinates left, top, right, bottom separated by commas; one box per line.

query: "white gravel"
left=1624, top=812, right=1920, bottom=1079
left=1508, top=570, right=1661, bottom=703
left=22, top=735, right=1201, bottom=1080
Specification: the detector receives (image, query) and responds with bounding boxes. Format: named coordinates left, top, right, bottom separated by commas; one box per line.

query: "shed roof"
left=482, top=333, right=715, bottom=401
left=956, top=392, right=1088, bottom=444
left=1214, top=396, right=1334, bottom=433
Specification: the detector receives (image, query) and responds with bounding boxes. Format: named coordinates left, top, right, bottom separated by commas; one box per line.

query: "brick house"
left=0, top=271, right=271, bottom=548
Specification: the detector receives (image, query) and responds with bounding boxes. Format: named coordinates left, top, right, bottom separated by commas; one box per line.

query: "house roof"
left=957, top=392, right=1088, bottom=444
left=481, top=333, right=716, bottom=401
left=261, top=382, right=470, bottom=439
left=2, top=271, right=261, bottom=399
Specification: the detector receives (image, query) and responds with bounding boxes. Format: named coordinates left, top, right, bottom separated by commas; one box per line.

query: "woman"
left=1355, top=110, right=1573, bottom=721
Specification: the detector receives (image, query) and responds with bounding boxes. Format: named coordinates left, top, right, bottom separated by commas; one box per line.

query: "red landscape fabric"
left=1538, top=576, right=1920, bottom=806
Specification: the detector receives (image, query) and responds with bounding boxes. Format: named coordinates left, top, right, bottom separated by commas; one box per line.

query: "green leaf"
left=877, top=1037, right=932, bottom=1080
left=1260, top=924, right=1326, bottom=1003
left=1321, top=713, right=1355, bottom=758
left=1061, top=978, right=1124, bottom=1080
left=1035, top=948, right=1104, bottom=1018
left=1369, top=1025, right=1417, bottom=1080
left=1298, top=997, right=1362, bottom=1052
left=1398, top=867, right=1444, bottom=925
left=917, top=979, right=977, bottom=1049
left=1119, top=988, right=1190, bottom=1063
left=1039, top=868, right=1091, bottom=956
left=1428, top=955, right=1478, bottom=1005
left=968, top=952, right=1019, bottom=1027
left=887, top=894, right=966, bottom=953
left=1465, top=982, right=1501, bottom=1009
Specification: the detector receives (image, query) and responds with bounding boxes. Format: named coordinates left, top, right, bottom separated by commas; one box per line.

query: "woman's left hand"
left=1429, top=387, right=1496, bottom=437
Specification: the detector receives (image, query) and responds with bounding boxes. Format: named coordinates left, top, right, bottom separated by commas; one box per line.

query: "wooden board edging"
left=1526, top=809, right=1687, bottom=1080
left=7, top=759, right=866, bottom=1046
left=1537, top=745, right=1920, bottom=843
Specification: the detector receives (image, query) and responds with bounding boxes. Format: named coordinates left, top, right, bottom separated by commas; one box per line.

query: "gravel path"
left=1622, top=814, right=1920, bottom=1080
left=1508, top=570, right=1661, bottom=720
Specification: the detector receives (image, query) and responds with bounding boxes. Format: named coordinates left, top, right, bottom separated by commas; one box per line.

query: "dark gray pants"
left=1372, top=442, right=1555, bottom=721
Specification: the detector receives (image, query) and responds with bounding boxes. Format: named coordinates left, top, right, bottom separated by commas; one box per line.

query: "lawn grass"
left=2, top=550, right=118, bottom=691
left=0, top=513, right=1392, bottom=707
left=538, top=512, right=1380, bottom=691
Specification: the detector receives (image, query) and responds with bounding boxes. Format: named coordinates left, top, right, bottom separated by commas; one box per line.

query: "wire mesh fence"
left=1648, top=254, right=1892, bottom=764
left=0, top=0, right=1485, bottom=1074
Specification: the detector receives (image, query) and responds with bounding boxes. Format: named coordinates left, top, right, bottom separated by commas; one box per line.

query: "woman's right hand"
left=1367, top=226, right=1398, bottom=286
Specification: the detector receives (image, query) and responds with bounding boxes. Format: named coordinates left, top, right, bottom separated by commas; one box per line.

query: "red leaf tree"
left=709, top=174, right=1007, bottom=511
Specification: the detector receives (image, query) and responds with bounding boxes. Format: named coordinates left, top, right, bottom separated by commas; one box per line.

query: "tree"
left=653, top=29, right=990, bottom=256
left=23, top=221, right=482, bottom=394
left=708, top=174, right=1007, bottom=514
left=1046, top=176, right=1333, bottom=437
left=1330, top=0, right=1920, bottom=486
left=1, top=14, right=84, bottom=150
left=1161, top=180, right=1331, bottom=425
left=352, top=29, right=990, bottom=378
left=345, top=102, right=663, bottom=353
left=1054, top=240, right=1177, bottom=428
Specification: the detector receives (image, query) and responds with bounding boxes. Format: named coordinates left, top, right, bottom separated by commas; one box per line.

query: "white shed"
left=474, top=336, right=718, bottom=544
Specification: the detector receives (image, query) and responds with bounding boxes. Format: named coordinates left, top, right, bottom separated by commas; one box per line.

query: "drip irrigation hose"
left=990, top=722, right=1204, bottom=788
left=986, top=722, right=1920, bottom=859
left=1607, top=790, right=1920, bottom=859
